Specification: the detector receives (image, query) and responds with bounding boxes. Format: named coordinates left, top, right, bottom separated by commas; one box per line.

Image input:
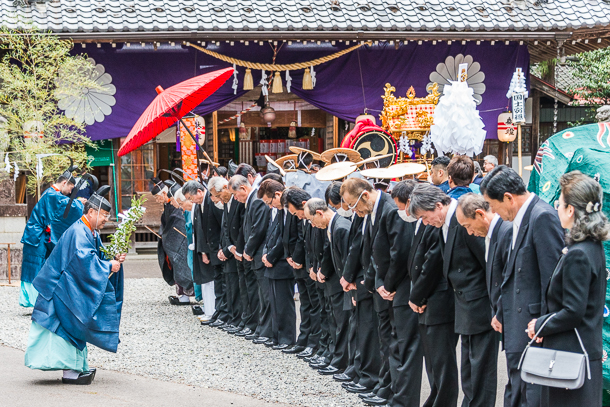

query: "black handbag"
left=518, top=313, right=591, bottom=390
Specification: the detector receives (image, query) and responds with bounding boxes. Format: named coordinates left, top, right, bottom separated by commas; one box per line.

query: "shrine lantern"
left=497, top=111, right=516, bottom=142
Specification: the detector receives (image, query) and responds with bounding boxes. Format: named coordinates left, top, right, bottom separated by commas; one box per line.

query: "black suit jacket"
left=292, top=219, right=308, bottom=271
left=500, top=194, right=564, bottom=353
left=193, top=192, right=223, bottom=266
left=282, top=211, right=305, bottom=278
left=221, top=197, right=245, bottom=260
left=405, top=223, right=455, bottom=325
left=242, top=191, right=271, bottom=269
left=375, top=209, right=414, bottom=301
left=486, top=218, right=512, bottom=317
left=364, top=192, right=402, bottom=312
left=321, top=214, right=351, bottom=296
left=264, top=209, right=293, bottom=280
left=442, top=211, right=489, bottom=335
left=536, top=239, right=606, bottom=360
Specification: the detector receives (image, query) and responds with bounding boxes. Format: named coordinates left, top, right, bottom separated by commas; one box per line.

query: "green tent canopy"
left=528, top=122, right=610, bottom=403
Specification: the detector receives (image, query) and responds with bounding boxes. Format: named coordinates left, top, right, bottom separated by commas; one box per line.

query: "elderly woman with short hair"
left=527, top=171, right=609, bottom=406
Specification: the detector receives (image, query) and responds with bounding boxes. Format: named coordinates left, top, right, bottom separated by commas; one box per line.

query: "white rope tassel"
left=260, top=70, right=268, bottom=96
left=285, top=70, right=292, bottom=93
left=232, top=63, right=239, bottom=95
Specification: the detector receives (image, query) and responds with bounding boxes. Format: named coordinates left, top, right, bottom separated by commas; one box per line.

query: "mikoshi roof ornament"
left=315, top=161, right=357, bottom=181
left=380, top=83, right=440, bottom=143
left=430, top=63, right=486, bottom=157
left=118, top=68, right=234, bottom=181
left=320, top=148, right=362, bottom=164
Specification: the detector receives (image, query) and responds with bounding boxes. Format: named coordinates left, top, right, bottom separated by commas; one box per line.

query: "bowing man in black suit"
left=257, top=179, right=297, bottom=349
left=228, top=174, right=271, bottom=343
left=305, top=198, right=352, bottom=376
left=340, top=178, right=400, bottom=407
left=455, top=193, right=512, bottom=321
left=285, top=188, right=323, bottom=359
left=480, top=166, right=564, bottom=407
left=391, top=180, right=455, bottom=407
left=209, top=176, right=246, bottom=333
left=527, top=171, right=609, bottom=406
left=183, top=180, right=226, bottom=325
left=371, top=182, right=421, bottom=407
left=410, top=183, right=498, bottom=407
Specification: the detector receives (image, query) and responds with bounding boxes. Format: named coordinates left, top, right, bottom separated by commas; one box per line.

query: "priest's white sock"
left=179, top=295, right=190, bottom=303
left=63, top=370, right=80, bottom=379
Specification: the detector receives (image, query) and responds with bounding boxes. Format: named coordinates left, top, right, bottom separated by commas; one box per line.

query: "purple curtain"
left=80, top=41, right=528, bottom=142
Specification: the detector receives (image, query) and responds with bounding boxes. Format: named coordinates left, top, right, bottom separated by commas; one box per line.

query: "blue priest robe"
left=30, top=218, right=124, bottom=353
left=184, top=210, right=202, bottom=301
left=20, top=187, right=83, bottom=307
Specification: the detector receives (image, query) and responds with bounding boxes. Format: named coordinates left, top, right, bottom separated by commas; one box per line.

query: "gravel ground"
left=0, top=279, right=362, bottom=407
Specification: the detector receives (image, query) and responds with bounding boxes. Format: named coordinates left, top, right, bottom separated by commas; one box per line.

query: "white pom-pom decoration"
left=430, top=81, right=486, bottom=157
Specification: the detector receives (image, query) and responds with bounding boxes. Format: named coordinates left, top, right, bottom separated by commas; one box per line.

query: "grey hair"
left=208, top=176, right=228, bottom=193
left=473, top=161, right=483, bottom=177
left=484, top=155, right=498, bottom=167
left=457, top=193, right=490, bottom=219
left=560, top=171, right=610, bottom=243
left=182, top=180, right=205, bottom=197
left=409, top=183, right=452, bottom=216
left=305, top=198, right=329, bottom=215
left=228, top=174, right=249, bottom=191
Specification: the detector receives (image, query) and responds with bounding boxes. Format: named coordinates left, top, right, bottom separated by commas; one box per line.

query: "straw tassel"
left=272, top=71, right=283, bottom=93
left=302, top=67, right=313, bottom=90
left=243, top=68, right=254, bottom=90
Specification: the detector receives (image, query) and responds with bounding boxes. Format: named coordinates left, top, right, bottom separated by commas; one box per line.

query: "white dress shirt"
left=442, top=199, right=458, bottom=243
left=244, top=187, right=256, bottom=208
left=327, top=212, right=336, bottom=243
left=415, top=218, right=422, bottom=235
left=512, top=193, right=535, bottom=249
left=370, top=191, right=382, bottom=226
left=485, top=213, right=501, bottom=262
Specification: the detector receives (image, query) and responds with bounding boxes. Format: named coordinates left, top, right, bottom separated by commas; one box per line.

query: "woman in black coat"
left=527, top=171, right=610, bottom=406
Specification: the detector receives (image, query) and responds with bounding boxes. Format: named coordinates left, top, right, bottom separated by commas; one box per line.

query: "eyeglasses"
left=554, top=201, right=566, bottom=210
left=346, top=190, right=366, bottom=210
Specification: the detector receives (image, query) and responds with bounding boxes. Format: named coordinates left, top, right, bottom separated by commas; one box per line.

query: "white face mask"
left=336, top=207, right=353, bottom=218
left=398, top=209, right=417, bottom=223
left=214, top=201, right=224, bottom=210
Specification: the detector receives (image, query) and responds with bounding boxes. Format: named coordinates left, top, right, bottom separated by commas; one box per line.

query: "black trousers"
left=236, top=259, right=249, bottom=329
left=295, top=277, right=322, bottom=348
left=254, top=266, right=272, bottom=338
left=211, top=263, right=228, bottom=322
left=356, top=296, right=381, bottom=390
left=419, top=322, right=459, bottom=407
left=390, top=305, right=423, bottom=407
left=242, top=260, right=260, bottom=331
left=460, top=329, right=499, bottom=407
left=223, top=258, right=241, bottom=327
left=505, top=351, right=541, bottom=407
left=374, top=307, right=395, bottom=401
left=344, top=298, right=361, bottom=381
left=269, top=277, right=296, bottom=345
left=316, top=285, right=331, bottom=362
left=328, top=291, right=350, bottom=370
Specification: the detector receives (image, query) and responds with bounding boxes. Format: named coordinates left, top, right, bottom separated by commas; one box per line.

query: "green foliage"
left=101, top=195, right=147, bottom=259
left=0, top=27, right=100, bottom=193
left=567, top=48, right=610, bottom=106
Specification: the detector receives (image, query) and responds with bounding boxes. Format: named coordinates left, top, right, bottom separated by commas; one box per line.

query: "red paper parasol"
left=118, top=67, right=234, bottom=157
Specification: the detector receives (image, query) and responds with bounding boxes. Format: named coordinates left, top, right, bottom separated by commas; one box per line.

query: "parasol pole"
left=517, top=123, right=522, bottom=176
